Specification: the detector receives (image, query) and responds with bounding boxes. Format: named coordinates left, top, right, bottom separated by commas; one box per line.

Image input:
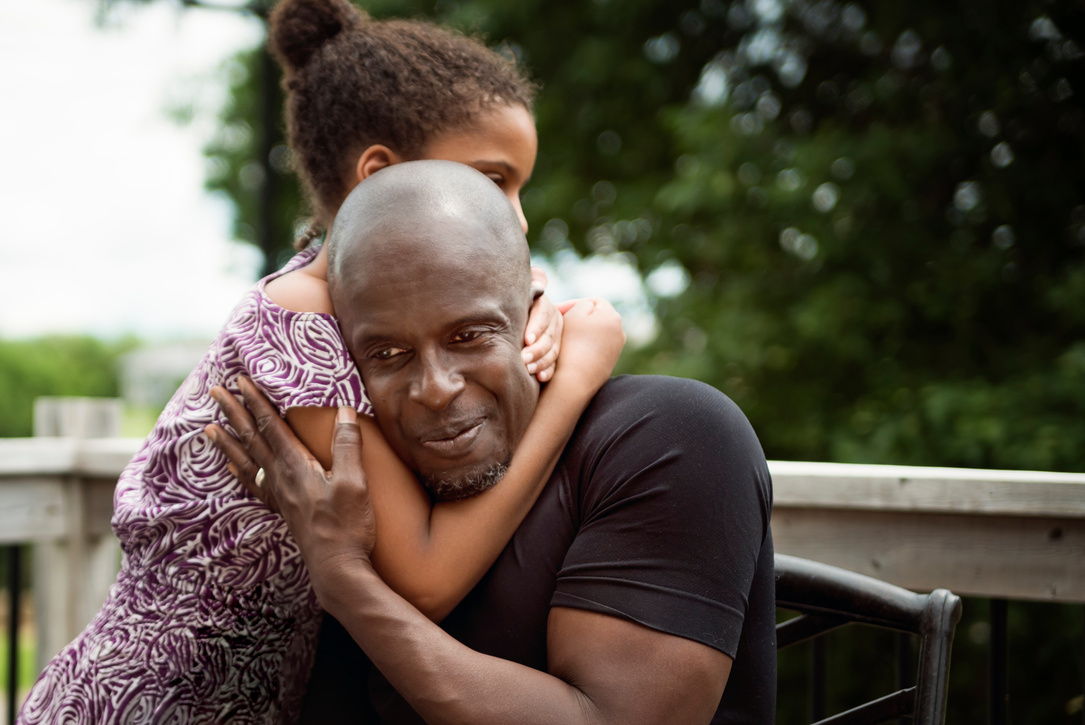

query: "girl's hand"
left=523, top=267, right=562, bottom=383
left=549, top=298, right=625, bottom=399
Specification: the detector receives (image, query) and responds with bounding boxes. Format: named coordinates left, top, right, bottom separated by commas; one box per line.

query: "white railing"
left=4, top=392, right=1083, bottom=725
left=3, top=434, right=1084, bottom=669
left=770, top=460, right=1085, bottom=603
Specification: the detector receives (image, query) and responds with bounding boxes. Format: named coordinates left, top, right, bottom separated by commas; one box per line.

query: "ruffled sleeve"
left=215, top=290, right=371, bottom=417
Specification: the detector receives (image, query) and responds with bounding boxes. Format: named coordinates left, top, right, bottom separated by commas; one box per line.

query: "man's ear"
left=354, top=144, right=405, bottom=183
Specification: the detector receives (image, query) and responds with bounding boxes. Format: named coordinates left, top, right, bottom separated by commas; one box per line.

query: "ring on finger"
left=254, top=467, right=266, bottom=489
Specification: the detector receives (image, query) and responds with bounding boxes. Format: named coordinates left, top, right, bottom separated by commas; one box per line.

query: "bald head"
left=325, top=160, right=540, bottom=499
left=326, top=160, right=531, bottom=308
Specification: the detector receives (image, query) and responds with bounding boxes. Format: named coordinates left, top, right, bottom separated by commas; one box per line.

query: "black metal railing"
left=784, top=598, right=1085, bottom=725
left=4, top=545, right=22, bottom=725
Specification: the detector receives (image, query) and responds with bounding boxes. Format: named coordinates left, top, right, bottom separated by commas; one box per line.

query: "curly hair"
left=269, top=0, right=537, bottom=242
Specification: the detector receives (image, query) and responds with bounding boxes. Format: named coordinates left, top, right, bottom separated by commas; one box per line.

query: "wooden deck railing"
left=2, top=435, right=1084, bottom=721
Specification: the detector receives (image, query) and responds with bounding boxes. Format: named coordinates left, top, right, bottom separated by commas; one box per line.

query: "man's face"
left=338, top=228, right=538, bottom=500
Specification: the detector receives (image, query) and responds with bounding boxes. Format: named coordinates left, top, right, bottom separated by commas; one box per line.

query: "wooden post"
left=31, top=398, right=123, bottom=673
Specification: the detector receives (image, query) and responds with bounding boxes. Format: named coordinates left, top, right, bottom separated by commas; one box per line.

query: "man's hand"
left=205, top=377, right=377, bottom=584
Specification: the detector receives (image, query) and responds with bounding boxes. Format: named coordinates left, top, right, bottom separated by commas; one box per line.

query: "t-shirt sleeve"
left=217, top=293, right=371, bottom=417
left=550, top=375, right=772, bottom=658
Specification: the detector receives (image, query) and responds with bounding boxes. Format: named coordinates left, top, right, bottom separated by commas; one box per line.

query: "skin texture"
left=211, top=353, right=730, bottom=725
left=329, top=162, right=538, bottom=495
left=209, top=162, right=731, bottom=724
left=265, top=103, right=560, bottom=381
left=211, top=161, right=619, bottom=622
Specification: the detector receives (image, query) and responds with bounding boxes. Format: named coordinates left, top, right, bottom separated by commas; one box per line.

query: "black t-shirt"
left=301, top=375, right=776, bottom=724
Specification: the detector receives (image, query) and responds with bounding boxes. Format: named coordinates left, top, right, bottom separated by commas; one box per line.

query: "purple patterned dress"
left=19, top=246, right=371, bottom=724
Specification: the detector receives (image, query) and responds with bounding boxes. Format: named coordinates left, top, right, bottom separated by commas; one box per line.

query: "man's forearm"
left=314, top=561, right=598, bottom=725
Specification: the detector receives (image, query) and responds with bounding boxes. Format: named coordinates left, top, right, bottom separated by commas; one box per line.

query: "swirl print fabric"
left=18, top=247, right=371, bottom=724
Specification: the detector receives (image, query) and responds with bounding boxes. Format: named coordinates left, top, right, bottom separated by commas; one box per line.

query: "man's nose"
left=408, top=356, right=466, bottom=410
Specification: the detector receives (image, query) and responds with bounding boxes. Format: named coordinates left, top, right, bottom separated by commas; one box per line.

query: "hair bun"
left=269, top=0, right=361, bottom=72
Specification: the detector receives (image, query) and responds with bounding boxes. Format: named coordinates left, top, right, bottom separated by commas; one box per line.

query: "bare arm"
left=319, top=567, right=731, bottom=724
left=231, top=298, right=623, bottom=622
left=281, top=372, right=590, bottom=622
left=261, top=265, right=611, bottom=620
left=210, top=388, right=731, bottom=725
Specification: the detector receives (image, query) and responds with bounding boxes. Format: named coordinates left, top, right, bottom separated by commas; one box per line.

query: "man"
left=212, top=161, right=776, bottom=723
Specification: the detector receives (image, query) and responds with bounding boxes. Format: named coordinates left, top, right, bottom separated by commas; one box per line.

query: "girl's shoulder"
left=263, top=246, right=334, bottom=315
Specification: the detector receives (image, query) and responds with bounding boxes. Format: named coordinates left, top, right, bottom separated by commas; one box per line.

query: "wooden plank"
left=33, top=397, right=123, bottom=438
left=84, top=478, right=119, bottom=538
left=770, top=461, right=1085, bottom=518
left=0, top=478, right=67, bottom=543
left=772, top=508, right=1085, bottom=602
left=0, top=439, right=81, bottom=476
left=75, top=439, right=141, bottom=478
left=0, top=438, right=139, bottom=477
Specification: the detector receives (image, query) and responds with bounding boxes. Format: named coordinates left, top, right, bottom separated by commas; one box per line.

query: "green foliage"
left=0, top=336, right=133, bottom=437
left=92, top=1, right=1085, bottom=718
left=174, top=0, right=1085, bottom=473
left=202, top=44, right=303, bottom=274
left=619, top=0, right=1085, bottom=473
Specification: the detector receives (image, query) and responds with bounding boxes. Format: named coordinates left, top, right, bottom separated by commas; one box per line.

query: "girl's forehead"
left=421, top=104, right=538, bottom=168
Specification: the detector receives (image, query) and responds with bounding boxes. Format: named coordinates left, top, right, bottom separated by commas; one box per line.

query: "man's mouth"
left=419, top=418, right=485, bottom=457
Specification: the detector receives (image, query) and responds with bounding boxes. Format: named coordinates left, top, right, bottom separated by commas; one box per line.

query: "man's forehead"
left=352, top=267, right=515, bottom=326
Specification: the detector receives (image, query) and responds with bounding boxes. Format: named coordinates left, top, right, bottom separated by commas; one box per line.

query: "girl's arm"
left=284, top=298, right=624, bottom=622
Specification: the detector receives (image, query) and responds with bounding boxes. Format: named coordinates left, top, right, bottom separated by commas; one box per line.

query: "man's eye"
left=452, top=330, right=484, bottom=344
left=373, top=346, right=407, bottom=360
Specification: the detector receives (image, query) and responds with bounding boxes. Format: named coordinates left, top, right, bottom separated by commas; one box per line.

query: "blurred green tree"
left=0, top=336, right=133, bottom=437
left=91, top=1, right=1085, bottom=720
left=104, top=0, right=1085, bottom=473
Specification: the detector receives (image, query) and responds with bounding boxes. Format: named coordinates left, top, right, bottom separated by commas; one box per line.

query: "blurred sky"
left=0, top=0, right=265, bottom=341
left=0, top=0, right=669, bottom=346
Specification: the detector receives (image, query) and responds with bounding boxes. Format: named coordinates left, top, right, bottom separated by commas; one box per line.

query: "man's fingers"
left=331, top=407, right=365, bottom=481
left=209, top=385, right=275, bottom=467
left=236, top=377, right=311, bottom=468
left=205, top=423, right=276, bottom=510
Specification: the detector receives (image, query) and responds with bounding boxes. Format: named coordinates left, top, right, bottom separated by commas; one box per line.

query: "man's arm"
left=208, top=381, right=732, bottom=725
left=316, top=560, right=731, bottom=724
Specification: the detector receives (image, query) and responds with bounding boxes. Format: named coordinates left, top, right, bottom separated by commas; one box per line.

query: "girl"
left=18, top=1, right=624, bottom=723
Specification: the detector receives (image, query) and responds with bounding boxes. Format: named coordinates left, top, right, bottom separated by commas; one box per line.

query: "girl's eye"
left=485, top=174, right=506, bottom=187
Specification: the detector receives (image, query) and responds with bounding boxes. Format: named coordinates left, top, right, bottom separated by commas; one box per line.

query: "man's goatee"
left=425, top=460, right=510, bottom=501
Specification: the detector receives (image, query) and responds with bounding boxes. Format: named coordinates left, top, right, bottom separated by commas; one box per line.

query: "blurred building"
left=118, top=342, right=210, bottom=410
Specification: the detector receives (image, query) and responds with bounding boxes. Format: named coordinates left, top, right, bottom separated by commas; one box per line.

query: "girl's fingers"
left=529, top=266, right=549, bottom=298
left=560, top=298, right=599, bottom=319
left=555, top=299, right=578, bottom=315
left=531, top=342, right=560, bottom=381
left=521, top=328, right=552, bottom=371
left=525, top=291, right=560, bottom=349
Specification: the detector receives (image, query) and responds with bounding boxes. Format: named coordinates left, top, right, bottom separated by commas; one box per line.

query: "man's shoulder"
left=567, top=374, right=769, bottom=499
left=586, top=374, right=750, bottom=433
